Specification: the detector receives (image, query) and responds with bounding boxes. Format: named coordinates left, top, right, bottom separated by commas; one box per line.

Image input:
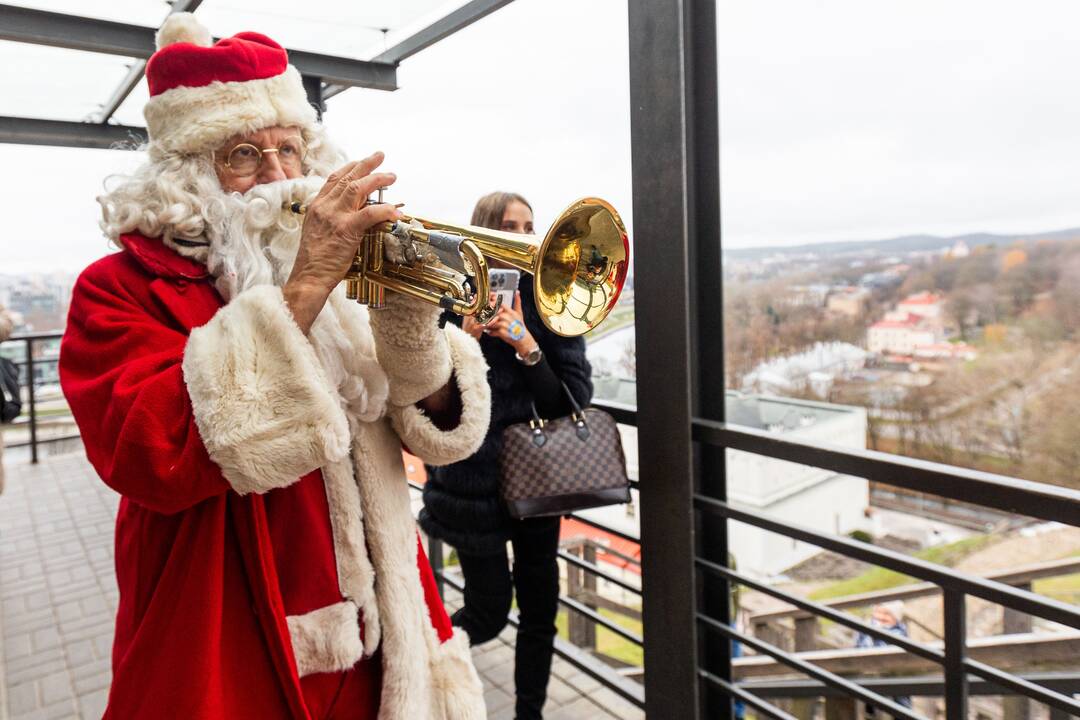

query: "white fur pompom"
left=155, top=12, right=212, bottom=50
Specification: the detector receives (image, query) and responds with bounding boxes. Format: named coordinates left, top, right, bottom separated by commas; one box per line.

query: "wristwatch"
left=515, top=346, right=543, bottom=366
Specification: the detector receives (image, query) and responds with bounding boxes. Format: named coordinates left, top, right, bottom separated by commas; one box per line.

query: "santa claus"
left=59, top=13, right=490, bottom=720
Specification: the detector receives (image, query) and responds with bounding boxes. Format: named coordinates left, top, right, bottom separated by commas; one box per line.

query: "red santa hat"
left=143, top=13, right=317, bottom=155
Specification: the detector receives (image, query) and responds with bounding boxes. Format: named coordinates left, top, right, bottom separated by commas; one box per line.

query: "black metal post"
left=302, top=74, right=326, bottom=121
left=943, top=589, right=968, bottom=719
left=25, top=338, right=37, bottom=464
left=629, top=0, right=722, bottom=716
left=429, top=535, right=445, bottom=600
left=680, top=1, right=729, bottom=717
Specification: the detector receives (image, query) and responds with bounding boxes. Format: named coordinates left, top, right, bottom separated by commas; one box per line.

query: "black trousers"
left=452, top=516, right=561, bottom=720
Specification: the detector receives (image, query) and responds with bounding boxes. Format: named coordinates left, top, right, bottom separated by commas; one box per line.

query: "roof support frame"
left=95, top=0, right=206, bottom=124
left=0, top=116, right=147, bottom=149
left=0, top=2, right=400, bottom=149
left=0, top=3, right=397, bottom=93
left=323, top=0, right=514, bottom=100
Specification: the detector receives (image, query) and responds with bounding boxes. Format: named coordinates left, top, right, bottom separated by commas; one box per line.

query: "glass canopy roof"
left=1, top=0, right=482, bottom=128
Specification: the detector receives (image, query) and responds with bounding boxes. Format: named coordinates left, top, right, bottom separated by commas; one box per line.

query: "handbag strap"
left=530, top=381, right=585, bottom=423
left=528, top=382, right=590, bottom=443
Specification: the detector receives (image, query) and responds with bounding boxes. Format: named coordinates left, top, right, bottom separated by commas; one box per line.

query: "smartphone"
left=489, top=269, right=520, bottom=311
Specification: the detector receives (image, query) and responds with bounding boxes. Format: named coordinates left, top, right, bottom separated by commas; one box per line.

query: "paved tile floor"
left=0, top=451, right=642, bottom=719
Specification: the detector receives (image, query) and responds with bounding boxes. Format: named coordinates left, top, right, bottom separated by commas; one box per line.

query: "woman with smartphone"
left=420, top=191, right=593, bottom=720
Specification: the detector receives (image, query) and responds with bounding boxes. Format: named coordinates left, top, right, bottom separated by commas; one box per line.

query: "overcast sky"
left=2, top=0, right=1080, bottom=274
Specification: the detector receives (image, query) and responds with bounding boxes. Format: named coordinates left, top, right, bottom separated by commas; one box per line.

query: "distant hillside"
left=723, top=226, right=1080, bottom=261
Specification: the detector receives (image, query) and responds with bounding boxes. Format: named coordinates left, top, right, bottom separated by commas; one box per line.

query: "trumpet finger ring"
left=508, top=320, right=525, bottom=341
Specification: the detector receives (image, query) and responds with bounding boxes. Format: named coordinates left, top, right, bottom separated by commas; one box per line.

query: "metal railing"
left=407, top=466, right=647, bottom=709
left=691, top=417, right=1080, bottom=719
left=414, top=394, right=1080, bottom=718
left=1, top=331, right=76, bottom=463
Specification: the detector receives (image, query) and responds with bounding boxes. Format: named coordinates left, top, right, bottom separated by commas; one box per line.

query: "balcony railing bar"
left=694, top=556, right=944, bottom=664
left=438, top=570, right=646, bottom=708
left=408, top=481, right=646, bottom=703
left=697, top=613, right=923, bottom=720
left=695, top=495, right=1080, bottom=630
left=589, top=400, right=637, bottom=427
left=698, top=670, right=798, bottom=720
left=692, top=420, right=1080, bottom=527
left=963, top=657, right=1080, bottom=716
left=751, top=557, right=1080, bottom=623
left=739, top=671, right=1080, bottom=698
left=557, top=549, right=641, bottom=595
left=559, top=593, right=643, bottom=646
left=5, top=433, right=81, bottom=451
left=567, top=512, right=640, bottom=544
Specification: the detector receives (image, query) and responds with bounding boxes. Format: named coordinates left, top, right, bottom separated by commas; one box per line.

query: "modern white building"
left=584, top=378, right=870, bottom=578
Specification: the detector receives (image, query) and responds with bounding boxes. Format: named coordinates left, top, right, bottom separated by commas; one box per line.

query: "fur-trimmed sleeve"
left=386, top=325, right=490, bottom=467
left=183, top=285, right=350, bottom=494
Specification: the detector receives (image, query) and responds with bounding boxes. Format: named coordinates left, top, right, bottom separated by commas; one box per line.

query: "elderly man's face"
left=214, top=126, right=305, bottom=194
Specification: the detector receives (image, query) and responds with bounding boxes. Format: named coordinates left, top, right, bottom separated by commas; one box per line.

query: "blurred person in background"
left=856, top=601, right=913, bottom=714
left=420, top=192, right=593, bottom=720
left=58, top=13, right=490, bottom=719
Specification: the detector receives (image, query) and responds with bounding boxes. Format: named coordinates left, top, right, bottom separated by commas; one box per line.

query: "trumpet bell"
left=534, top=198, right=630, bottom=336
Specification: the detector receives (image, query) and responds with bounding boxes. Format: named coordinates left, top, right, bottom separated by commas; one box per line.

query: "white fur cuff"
left=388, top=325, right=490, bottom=466
left=286, top=601, right=364, bottom=678
left=368, top=295, right=453, bottom=407
left=430, top=630, right=487, bottom=720
left=183, top=285, right=351, bottom=494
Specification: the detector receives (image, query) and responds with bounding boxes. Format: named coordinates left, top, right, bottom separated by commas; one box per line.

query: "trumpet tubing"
left=291, top=196, right=630, bottom=337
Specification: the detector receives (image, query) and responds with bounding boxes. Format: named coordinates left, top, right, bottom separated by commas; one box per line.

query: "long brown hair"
left=470, top=191, right=532, bottom=231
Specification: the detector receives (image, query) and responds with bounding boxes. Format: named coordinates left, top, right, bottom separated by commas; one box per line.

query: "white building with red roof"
left=867, top=313, right=938, bottom=354
left=897, top=291, right=945, bottom=320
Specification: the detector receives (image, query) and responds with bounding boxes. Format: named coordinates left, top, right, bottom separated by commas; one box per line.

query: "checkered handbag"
left=498, top=383, right=631, bottom=519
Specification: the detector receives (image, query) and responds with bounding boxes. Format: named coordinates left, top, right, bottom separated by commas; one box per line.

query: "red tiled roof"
left=900, top=292, right=942, bottom=305
left=560, top=518, right=642, bottom=575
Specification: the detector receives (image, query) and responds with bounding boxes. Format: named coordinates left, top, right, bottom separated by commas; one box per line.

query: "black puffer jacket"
left=419, top=274, right=593, bottom=554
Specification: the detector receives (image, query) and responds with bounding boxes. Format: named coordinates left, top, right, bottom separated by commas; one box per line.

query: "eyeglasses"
left=218, top=136, right=306, bottom=178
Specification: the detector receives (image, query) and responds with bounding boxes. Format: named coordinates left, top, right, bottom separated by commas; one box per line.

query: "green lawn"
left=808, top=534, right=997, bottom=601
left=556, top=606, right=643, bottom=667
left=1033, top=552, right=1080, bottom=603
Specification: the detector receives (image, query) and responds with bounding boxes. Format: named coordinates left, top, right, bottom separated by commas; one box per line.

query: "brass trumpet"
left=287, top=194, right=630, bottom=337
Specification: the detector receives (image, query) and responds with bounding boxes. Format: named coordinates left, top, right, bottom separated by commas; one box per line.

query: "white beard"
left=205, top=176, right=323, bottom=301
left=206, top=176, right=388, bottom=422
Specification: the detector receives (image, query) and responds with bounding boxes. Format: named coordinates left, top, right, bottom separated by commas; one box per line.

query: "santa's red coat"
left=60, top=235, right=474, bottom=719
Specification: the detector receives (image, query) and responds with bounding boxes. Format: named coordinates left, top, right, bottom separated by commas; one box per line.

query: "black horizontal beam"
left=590, top=399, right=638, bottom=427
left=698, top=614, right=922, bottom=720
left=695, top=557, right=944, bottom=665
left=964, top=659, right=1080, bottom=717
left=0, top=116, right=146, bottom=149
left=97, top=0, right=205, bottom=123
left=0, top=4, right=396, bottom=91
left=439, top=570, right=646, bottom=708
left=739, top=671, right=1080, bottom=699
left=560, top=594, right=643, bottom=646
left=325, top=0, right=515, bottom=101
left=372, top=0, right=514, bottom=65
left=558, top=549, right=642, bottom=595
left=695, top=420, right=1080, bottom=527
left=699, top=672, right=798, bottom=720
left=569, top=511, right=640, bottom=544
left=697, top=495, right=1080, bottom=630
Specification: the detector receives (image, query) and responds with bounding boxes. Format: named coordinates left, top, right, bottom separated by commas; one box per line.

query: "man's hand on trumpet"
left=283, top=151, right=402, bottom=334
